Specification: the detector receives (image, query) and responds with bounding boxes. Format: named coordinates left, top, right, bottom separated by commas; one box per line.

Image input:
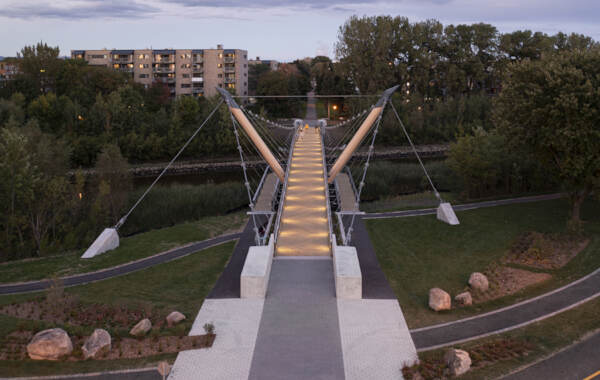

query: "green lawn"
left=0, top=212, right=246, bottom=284
left=366, top=198, right=600, bottom=328
left=414, top=296, right=600, bottom=380
left=0, top=241, right=235, bottom=377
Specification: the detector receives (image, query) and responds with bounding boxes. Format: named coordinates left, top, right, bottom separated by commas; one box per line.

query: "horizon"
left=0, top=0, right=599, bottom=61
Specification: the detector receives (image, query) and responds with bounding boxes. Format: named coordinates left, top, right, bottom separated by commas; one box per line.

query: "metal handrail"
left=320, top=128, right=334, bottom=247
left=273, top=128, right=298, bottom=243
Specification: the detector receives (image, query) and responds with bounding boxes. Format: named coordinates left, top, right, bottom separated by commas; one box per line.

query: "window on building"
left=181, top=84, right=191, bottom=88
left=183, top=74, right=190, bottom=78
left=218, top=73, right=223, bottom=78
left=91, top=54, right=106, bottom=59
left=244, top=54, right=247, bottom=59
left=139, top=74, right=149, bottom=78
left=218, top=53, right=223, bottom=59
left=217, top=63, right=223, bottom=68
left=113, top=64, right=119, bottom=68
left=181, top=63, right=191, bottom=68
left=218, top=83, right=222, bottom=87
left=244, top=64, right=247, bottom=68
left=227, top=83, right=235, bottom=89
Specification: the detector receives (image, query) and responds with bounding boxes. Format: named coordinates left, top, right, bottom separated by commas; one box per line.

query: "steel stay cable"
left=114, top=98, right=224, bottom=230
left=390, top=101, right=442, bottom=202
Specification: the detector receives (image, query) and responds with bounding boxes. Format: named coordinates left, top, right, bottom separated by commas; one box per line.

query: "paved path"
left=502, top=331, right=600, bottom=380
left=363, top=193, right=565, bottom=219
left=0, top=232, right=242, bottom=295
left=410, top=266, right=600, bottom=350
left=248, top=258, right=345, bottom=379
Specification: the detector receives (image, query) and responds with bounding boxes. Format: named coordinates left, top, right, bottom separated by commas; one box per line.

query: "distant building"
left=0, top=58, right=19, bottom=83
left=71, top=45, right=248, bottom=97
left=248, top=56, right=279, bottom=71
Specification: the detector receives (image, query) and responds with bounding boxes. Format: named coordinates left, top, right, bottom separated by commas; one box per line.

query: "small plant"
left=203, top=322, right=215, bottom=335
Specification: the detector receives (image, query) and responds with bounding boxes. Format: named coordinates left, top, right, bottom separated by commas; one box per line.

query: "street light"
left=332, top=104, right=338, bottom=120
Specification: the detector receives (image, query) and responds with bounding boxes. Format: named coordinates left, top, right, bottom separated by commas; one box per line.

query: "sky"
left=0, top=0, right=599, bottom=61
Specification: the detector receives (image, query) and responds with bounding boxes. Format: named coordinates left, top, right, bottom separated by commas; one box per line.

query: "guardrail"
left=320, top=128, right=334, bottom=247
left=273, top=128, right=298, bottom=243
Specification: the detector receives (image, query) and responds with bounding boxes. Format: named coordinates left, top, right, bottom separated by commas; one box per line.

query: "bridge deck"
left=275, top=127, right=330, bottom=256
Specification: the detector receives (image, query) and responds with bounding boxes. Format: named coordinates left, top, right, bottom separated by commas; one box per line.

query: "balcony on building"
left=153, top=50, right=176, bottom=63
left=224, top=64, right=235, bottom=73
left=193, top=64, right=203, bottom=73
left=114, top=63, right=134, bottom=73
left=224, top=76, right=236, bottom=84
left=72, top=50, right=85, bottom=59
left=192, top=49, right=204, bottom=62
left=153, top=63, right=175, bottom=73
left=112, top=50, right=134, bottom=63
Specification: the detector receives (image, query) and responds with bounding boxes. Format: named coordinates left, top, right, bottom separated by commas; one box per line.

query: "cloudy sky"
left=0, top=0, right=598, bottom=61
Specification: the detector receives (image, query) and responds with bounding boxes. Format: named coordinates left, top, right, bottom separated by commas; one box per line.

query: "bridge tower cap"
left=216, top=87, right=240, bottom=109
left=375, top=84, right=400, bottom=107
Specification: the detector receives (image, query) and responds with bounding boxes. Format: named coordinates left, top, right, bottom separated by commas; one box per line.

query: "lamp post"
left=332, top=104, right=338, bottom=120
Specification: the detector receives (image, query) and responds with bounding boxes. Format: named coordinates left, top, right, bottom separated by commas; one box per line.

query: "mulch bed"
left=504, top=232, right=589, bottom=270
left=402, top=338, right=534, bottom=380
left=0, top=330, right=214, bottom=361
left=0, top=293, right=214, bottom=361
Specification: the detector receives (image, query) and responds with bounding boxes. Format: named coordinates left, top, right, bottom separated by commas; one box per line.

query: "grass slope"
left=366, top=198, right=600, bottom=328
left=0, top=213, right=246, bottom=284
left=0, top=241, right=235, bottom=377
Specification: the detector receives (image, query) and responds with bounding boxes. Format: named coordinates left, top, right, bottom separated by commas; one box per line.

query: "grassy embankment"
left=366, top=198, right=600, bottom=328
left=0, top=212, right=246, bottom=284
left=0, top=241, right=236, bottom=377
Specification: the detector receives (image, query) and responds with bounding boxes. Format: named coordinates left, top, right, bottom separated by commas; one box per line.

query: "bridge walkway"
left=275, top=126, right=330, bottom=256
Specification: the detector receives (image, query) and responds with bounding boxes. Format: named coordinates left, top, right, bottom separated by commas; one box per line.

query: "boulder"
left=130, top=318, right=152, bottom=336
left=82, top=329, right=111, bottom=359
left=428, top=288, right=451, bottom=311
left=27, top=328, right=73, bottom=360
left=445, top=348, right=471, bottom=376
left=454, top=291, right=473, bottom=306
left=166, top=311, right=186, bottom=327
left=469, top=272, right=489, bottom=292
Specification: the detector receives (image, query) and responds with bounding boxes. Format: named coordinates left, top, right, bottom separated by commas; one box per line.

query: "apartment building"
left=0, top=58, right=19, bottom=83
left=248, top=56, right=279, bottom=71
left=71, top=45, right=248, bottom=98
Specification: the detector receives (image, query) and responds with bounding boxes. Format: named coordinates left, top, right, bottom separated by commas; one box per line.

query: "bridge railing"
left=272, top=127, right=299, bottom=244
left=319, top=127, right=334, bottom=247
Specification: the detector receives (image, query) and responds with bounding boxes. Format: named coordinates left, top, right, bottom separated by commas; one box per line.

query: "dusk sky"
left=1, top=0, right=599, bottom=61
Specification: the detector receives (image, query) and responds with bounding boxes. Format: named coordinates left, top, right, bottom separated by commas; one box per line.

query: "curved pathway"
left=0, top=232, right=242, bottom=295
left=364, top=193, right=564, bottom=219
left=501, top=330, right=600, bottom=380
left=410, top=267, right=600, bottom=350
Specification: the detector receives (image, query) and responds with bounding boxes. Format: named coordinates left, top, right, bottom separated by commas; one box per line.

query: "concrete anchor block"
left=332, top=239, right=362, bottom=299
left=241, top=235, right=275, bottom=298
left=81, top=228, right=119, bottom=259
left=437, top=202, right=460, bottom=225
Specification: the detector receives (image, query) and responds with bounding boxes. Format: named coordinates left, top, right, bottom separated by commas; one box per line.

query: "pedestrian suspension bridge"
left=82, top=85, right=459, bottom=380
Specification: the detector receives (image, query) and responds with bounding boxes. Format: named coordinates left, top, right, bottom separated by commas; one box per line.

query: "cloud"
left=1, top=0, right=159, bottom=20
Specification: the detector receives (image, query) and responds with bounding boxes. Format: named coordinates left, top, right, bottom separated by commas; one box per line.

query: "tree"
left=93, top=144, right=131, bottom=226
left=494, top=48, right=600, bottom=227
left=17, top=42, right=62, bottom=97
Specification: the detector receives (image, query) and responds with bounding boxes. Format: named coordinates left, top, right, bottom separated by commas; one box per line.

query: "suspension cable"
left=390, top=101, right=442, bottom=202
left=114, top=99, right=224, bottom=230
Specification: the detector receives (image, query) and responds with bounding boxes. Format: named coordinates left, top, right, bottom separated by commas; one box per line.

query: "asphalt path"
left=364, top=192, right=565, bottom=219
left=0, top=232, right=242, bottom=295
left=501, top=331, right=600, bottom=380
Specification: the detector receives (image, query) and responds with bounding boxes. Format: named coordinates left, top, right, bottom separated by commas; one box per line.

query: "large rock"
left=445, top=348, right=472, bottom=376
left=428, top=288, right=451, bottom=311
left=130, top=318, right=152, bottom=336
left=455, top=291, right=473, bottom=306
left=82, top=329, right=111, bottom=359
left=469, top=272, right=489, bottom=292
left=166, top=311, right=186, bottom=327
left=27, top=328, right=73, bottom=360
